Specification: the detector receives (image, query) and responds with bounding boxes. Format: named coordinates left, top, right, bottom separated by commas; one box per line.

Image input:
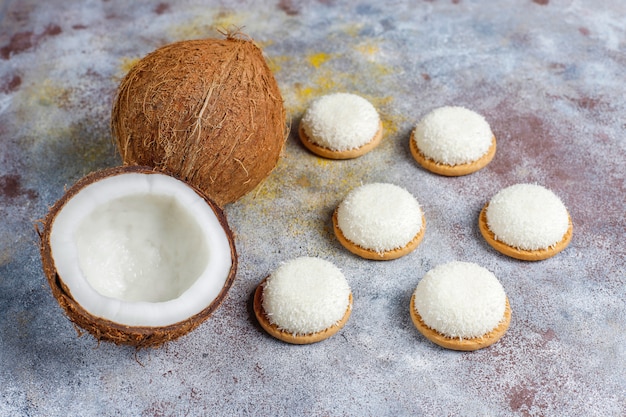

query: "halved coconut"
left=39, top=166, right=237, bottom=348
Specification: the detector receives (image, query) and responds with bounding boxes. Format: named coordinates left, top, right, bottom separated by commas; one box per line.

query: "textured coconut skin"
left=111, top=35, right=287, bottom=207
left=38, top=166, right=238, bottom=348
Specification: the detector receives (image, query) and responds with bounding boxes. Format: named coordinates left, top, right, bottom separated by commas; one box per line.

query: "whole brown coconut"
left=38, top=166, right=237, bottom=348
left=111, top=33, right=287, bottom=206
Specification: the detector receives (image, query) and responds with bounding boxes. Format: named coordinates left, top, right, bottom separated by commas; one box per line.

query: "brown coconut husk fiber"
left=111, top=32, right=287, bottom=206
left=38, top=166, right=238, bottom=348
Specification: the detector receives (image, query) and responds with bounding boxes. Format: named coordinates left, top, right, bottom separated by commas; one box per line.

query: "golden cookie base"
left=332, top=208, right=426, bottom=261
left=299, top=121, right=383, bottom=160
left=478, top=203, right=573, bottom=261
left=409, top=133, right=496, bottom=176
left=410, top=295, right=512, bottom=351
left=253, top=277, right=352, bottom=345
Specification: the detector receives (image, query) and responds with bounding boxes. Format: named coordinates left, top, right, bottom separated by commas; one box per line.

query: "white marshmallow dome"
left=413, top=106, right=493, bottom=165
left=486, top=183, right=570, bottom=250
left=336, top=183, right=423, bottom=253
left=301, top=93, right=380, bottom=151
left=48, top=171, right=234, bottom=327
left=262, top=257, right=351, bottom=335
left=413, top=261, right=506, bottom=339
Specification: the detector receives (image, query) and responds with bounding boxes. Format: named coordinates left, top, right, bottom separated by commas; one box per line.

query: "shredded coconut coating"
left=413, top=106, right=493, bottom=165
left=486, top=183, right=569, bottom=250
left=337, top=183, right=423, bottom=253
left=301, top=93, right=380, bottom=151
left=413, top=261, right=506, bottom=339
left=262, top=257, right=351, bottom=335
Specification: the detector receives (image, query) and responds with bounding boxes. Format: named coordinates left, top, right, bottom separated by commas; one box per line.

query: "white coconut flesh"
left=49, top=172, right=233, bottom=327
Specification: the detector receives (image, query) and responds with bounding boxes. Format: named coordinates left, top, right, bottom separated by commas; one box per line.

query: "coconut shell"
left=111, top=34, right=287, bottom=206
left=38, top=166, right=238, bottom=348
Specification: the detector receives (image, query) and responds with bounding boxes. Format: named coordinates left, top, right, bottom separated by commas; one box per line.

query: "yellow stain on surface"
left=307, top=52, right=332, bottom=68
left=26, top=79, right=69, bottom=107
left=118, top=57, right=140, bottom=77
left=341, top=23, right=364, bottom=38
left=371, top=61, right=395, bottom=77
left=266, top=54, right=290, bottom=75
left=246, top=154, right=291, bottom=202
left=168, top=8, right=246, bottom=41
left=11, top=79, right=70, bottom=144
left=356, top=42, right=380, bottom=56
left=295, top=174, right=312, bottom=188
left=286, top=42, right=398, bottom=111
left=316, top=71, right=339, bottom=90
left=287, top=68, right=344, bottom=112
left=212, top=9, right=244, bottom=31
left=169, top=15, right=211, bottom=40
left=288, top=82, right=320, bottom=113
left=314, top=157, right=330, bottom=168
left=0, top=247, right=12, bottom=267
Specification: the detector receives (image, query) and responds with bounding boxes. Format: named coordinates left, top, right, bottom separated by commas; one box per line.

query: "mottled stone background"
left=0, top=0, right=624, bottom=416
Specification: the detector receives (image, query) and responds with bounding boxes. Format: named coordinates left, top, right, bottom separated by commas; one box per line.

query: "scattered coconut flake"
left=337, top=183, right=423, bottom=253
left=486, top=183, right=570, bottom=250
left=413, top=261, right=506, bottom=339
left=262, top=257, right=351, bottom=335
left=412, top=106, right=493, bottom=165
left=301, top=93, right=380, bottom=151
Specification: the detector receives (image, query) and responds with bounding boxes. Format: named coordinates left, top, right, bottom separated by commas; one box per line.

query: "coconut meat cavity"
left=49, top=172, right=233, bottom=327
left=75, top=194, right=207, bottom=303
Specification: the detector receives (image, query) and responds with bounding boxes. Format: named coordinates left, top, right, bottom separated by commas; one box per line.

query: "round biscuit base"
left=478, top=203, right=573, bottom=261
left=410, top=295, right=512, bottom=351
left=253, top=277, right=353, bottom=345
left=332, top=208, right=426, bottom=261
left=409, top=132, right=496, bottom=176
left=299, top=121, right=383, bottom=160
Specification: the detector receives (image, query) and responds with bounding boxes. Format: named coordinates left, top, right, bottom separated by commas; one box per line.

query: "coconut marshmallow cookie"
left=479, top=183, right=573, bottom=261
left=253, top=257, right=352, bottom=344
left=410, top=106, right=496, bottom=176
left=39, top=166, right=237, bottom=348
left=299, top=93, right=383, bottom=159
left=410, top=261, right=511, bottom=351
left=333, top=183, right=425, bottom=260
